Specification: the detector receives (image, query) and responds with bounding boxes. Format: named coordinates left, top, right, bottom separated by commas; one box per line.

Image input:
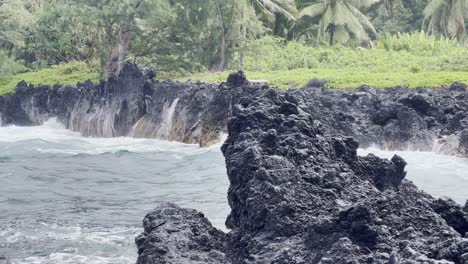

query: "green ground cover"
left=0, top=61, right=100, bottom=95
left=1, top=35, right=467, bottom=95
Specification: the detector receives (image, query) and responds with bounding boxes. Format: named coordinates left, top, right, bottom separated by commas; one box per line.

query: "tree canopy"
left=0, top=0, right=467, bottom=78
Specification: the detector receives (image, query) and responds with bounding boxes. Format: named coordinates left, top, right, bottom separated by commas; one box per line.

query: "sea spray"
left=155, top=98, right=180, bottom=140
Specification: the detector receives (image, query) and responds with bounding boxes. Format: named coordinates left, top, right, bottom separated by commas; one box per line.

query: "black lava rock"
left=138, top=88, right=468, bottom=263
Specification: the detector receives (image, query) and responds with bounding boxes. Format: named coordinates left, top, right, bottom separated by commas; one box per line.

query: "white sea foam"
left=0, top=119, right=222, bottom=156
left=11, top=253, right=134, bottom=264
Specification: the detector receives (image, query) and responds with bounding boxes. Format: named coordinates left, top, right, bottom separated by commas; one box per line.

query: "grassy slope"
left=0, top=61, right=100, bottom=95
left=181, top=68, right=468, bottom=89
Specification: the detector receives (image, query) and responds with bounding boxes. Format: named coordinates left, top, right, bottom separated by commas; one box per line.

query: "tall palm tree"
left=424, top=0, right=467, bottom=41
left=299, top=0, right=378, bottom=45
left=237, top=0, right=296, bottom=69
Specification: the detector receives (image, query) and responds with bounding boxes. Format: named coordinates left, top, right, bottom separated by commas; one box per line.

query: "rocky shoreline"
left=136, top=78, right=468, bottom=264
left=1, top=64, right=468, bottom=263
left=0, top=64, right=467, bottom=155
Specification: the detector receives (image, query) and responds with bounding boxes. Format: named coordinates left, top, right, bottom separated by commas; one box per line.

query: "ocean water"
left=1, top=120, right=467, bottom=264
left=358, top=148, right=468, bottom=204
left=0, top=120, right=229, bottom=264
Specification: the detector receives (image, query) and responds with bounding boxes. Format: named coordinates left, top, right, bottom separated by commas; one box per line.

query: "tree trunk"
left=239, top=25, right=246, bottom=70
left=219, top=35, right=226, bottom=71
left=105, top=25, right=131, bottom=79
left=215, top=0, right=227, bottom=72
left=329, top=24, right=335, bottom=46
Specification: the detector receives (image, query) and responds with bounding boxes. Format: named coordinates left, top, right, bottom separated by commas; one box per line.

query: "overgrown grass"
left=182, top=68, right=468, bottom=89
left=182, top=35, right=468, bottom=89
left=0, top=61, right=100, bottom=95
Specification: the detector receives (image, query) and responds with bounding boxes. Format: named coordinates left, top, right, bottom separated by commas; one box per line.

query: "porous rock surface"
left=0, top=64, right=258, bottom=146
left=286, top=82, right=468, bottom=156
left=136, top=85, right=468, bottom=264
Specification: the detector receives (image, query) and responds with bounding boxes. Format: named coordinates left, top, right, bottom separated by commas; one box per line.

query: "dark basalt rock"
left=431, top=198, right=468, bottom=237
left=137, top=88, right=468, bottom=264
left=0, top=64, right=259, bottom=146
left=226, top=71, right=248, bottom=87
left=303, top=78, right=327, bottom=89
left=1, top=65, right=467, bottom=155
left=135, top=203, right=229, bottom=264
left=450, top=82, right=467, bottom=92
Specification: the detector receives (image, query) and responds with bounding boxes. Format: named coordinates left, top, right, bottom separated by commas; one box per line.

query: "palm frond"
left=256, top=0, right=296, bottom=20
left=299, top=3, right=326, bottom=18
left=423, top=0, right=446, bottom=18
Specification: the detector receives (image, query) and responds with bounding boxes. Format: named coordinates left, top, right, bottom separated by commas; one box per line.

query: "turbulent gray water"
left=0, top=120, right=229, bottom=264
left=1, top=120, right=467, bottom=264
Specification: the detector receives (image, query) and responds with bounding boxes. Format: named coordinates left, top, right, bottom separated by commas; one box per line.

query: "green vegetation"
left=183, top=68, right=468, bottom=89
left=182, top=35, right=468, bottom=89
left=0, top=0, right=467, bottom=94
left=0, top=61, right=100, bottom=95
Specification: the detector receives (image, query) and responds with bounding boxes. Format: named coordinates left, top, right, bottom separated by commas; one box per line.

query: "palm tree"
left=424, top=0, right=467, bottom=41
left=237, top=0, right=296, bottom=69
left=251, top=0, right=297, bottom=21
left=299, top=0, right=378, bottom=45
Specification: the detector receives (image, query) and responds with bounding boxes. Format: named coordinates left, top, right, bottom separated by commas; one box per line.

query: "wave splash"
left=0, top=118, right=225, bottom=156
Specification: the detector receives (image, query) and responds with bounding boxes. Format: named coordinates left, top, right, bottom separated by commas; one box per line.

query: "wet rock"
left=137, top=88, right=468, bottom=263
left=399, top=93, right=433, bottom=114
left=0, top=64, right=257, bottom=146
left=432, top=198, right=468, bottom=236
left=136, top=203, right=229, bottom=264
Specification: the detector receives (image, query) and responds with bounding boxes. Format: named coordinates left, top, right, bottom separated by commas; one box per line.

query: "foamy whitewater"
left=0, top=120, right=229, bottom=264
left=1, top=120, right=467, bottom=264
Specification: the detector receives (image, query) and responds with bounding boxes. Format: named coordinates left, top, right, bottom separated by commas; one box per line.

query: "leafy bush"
left=376, top=31, right=459, bottom=53
left=0, top=51, right=28, bottom=77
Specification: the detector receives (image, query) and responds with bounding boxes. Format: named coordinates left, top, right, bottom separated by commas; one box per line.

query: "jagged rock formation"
left=285, top=82, right=468, bottom=157
left=0, top=64, right=259, bottom=146
left=1, top=65, right=467, bottom=263
left=135, top=203, right=229, bottom=264
left=136, top=85, right=468, bottom=264
left=1, top=65, right=467, bottom=154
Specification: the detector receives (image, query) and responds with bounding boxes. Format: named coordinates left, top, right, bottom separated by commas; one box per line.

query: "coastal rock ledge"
left=136, top=88, right=468, bottom=264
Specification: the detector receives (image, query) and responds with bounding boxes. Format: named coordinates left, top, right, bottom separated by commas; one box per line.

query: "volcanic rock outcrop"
left=1, top=65, right=467, bottom=263
left=0, top=65, right=258, bottom=146
left=285, top=82, right=468, bottom=157
left=136, top=85, right=468, bottom=263
left=1, top=65, right=467, bottom=155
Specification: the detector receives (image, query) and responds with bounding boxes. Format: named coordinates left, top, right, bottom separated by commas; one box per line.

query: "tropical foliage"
left=299, top=0, right=378, bottom=45
left=0, top=0, right=467, bottom=93
left=424, top=0, right=467, bottom=41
